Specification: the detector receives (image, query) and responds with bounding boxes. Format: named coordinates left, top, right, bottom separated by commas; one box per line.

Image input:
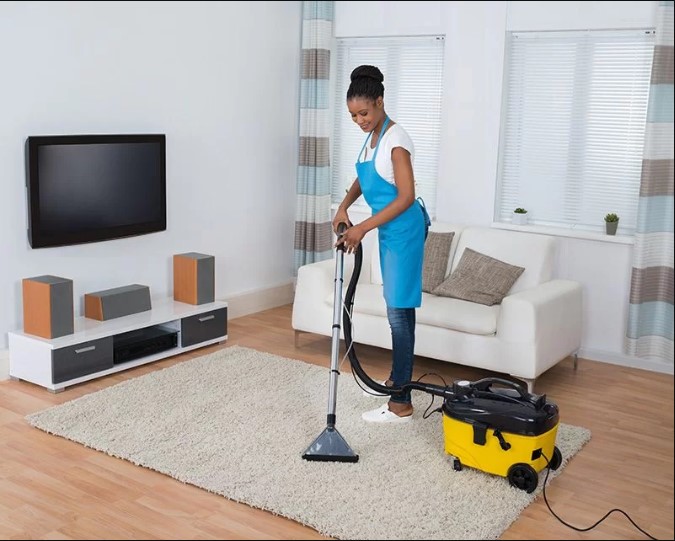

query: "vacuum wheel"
left=507, top=463, right=538, bottom=493
left=549, top=446, right=563, bottom=471
left=453, top=458, right=462, bottom=471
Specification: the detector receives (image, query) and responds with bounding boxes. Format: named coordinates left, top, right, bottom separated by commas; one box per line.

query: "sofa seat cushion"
left=417, top=293, right=499, bottom=335
left=325, top=285, right=499, bottom=335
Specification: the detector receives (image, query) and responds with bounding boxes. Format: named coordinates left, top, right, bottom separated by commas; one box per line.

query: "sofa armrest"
left=497, top=280, right=583, bottom=372
left=292, top=257, right=358, bottom=331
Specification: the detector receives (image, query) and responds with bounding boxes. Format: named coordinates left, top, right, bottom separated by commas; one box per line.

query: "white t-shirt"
left=358, top=123, right=415, bottom=185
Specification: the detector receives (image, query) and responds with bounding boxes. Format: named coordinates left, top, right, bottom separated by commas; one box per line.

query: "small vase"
left=512, top=212, right=528, bottom=225
left=605, top=221, right=618, bottom=235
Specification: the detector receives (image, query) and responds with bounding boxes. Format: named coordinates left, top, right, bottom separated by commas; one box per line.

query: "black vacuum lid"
left=442, top=381, right=559, bottom=436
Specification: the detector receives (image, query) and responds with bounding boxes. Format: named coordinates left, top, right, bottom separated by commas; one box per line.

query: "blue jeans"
left=386, top=306, right=416, bottom=405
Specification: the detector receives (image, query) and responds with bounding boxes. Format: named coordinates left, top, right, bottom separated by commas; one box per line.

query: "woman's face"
left=347, top=97, right=384, bottom=133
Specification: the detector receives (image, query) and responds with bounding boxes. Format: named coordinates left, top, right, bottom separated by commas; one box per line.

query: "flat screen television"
left=26, top=134, right=166, bottom=248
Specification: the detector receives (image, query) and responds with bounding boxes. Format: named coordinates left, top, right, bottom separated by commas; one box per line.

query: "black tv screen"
left=26, top=134, right=166, bottom=248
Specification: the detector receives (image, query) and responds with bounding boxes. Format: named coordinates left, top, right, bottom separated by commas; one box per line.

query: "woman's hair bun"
left=350, top=65, right=384, bottom=84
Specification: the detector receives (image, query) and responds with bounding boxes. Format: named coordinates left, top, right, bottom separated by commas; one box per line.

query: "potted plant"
left=604, top=213, right=619, bottom=235
left=512, top=207, right=528, bottom=225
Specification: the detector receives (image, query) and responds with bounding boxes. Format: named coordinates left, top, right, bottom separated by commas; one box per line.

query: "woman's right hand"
left=332, top=208, right=350, bottom=233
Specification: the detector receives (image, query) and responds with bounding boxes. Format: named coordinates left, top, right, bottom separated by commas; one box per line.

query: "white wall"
left=335, top=1, right=666, bottom=372
left=0, top=1, right=302, bottom=349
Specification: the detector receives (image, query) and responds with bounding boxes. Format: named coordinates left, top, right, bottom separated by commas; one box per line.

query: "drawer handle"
left=198, top=315, right=215, bottom=322
left=74, top=345, right=96, bottom=354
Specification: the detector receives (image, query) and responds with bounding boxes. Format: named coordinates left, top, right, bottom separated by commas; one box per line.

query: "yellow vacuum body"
left=441, top=379, right=562, bottom=493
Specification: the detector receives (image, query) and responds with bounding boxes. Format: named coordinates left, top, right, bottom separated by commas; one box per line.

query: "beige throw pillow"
left=431, top=248, right=525, bottom=306
left=422, top=231, right=455, bottom=293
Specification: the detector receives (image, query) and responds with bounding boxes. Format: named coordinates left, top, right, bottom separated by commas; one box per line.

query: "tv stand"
left=8, top=298, right=228, bottom=392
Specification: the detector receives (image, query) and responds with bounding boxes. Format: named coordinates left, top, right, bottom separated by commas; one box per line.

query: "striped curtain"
left=626, top=1, right=674, bottom=364
left=294, top=1, right=334, bottom=272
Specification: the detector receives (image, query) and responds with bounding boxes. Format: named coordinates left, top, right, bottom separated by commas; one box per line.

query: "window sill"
left=491, top=222, right=635, bottom=245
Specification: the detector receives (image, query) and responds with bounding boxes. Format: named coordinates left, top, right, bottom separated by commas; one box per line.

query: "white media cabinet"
left=8, top=298, right=228, bottom=392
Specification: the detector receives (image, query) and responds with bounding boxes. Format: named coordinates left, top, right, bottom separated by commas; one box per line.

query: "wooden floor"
left=1, top=304, right=673, bottom=540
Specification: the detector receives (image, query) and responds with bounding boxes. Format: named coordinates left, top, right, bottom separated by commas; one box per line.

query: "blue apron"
left=356, top=117, right=427, bottom=308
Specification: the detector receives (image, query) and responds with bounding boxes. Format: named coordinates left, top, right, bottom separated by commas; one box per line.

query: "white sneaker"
left=361, top=403, right=412, bottom=424
left=362, top=380, right=389, bottom=397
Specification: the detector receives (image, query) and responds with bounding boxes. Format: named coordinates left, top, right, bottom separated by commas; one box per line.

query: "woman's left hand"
left=335, top=224, right=365, bottom=254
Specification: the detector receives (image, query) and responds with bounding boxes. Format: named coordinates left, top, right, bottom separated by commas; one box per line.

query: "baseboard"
left=579, top=347, right=674, bottom=375
left=224, top=282, right=295, bottom=320
left=0, top=348, right=9, bottom=381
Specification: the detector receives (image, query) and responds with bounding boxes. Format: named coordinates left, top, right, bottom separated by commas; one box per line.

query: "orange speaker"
left=173, top=253, right=215, bottom=305
left=22, top=275, right=74, bottom=339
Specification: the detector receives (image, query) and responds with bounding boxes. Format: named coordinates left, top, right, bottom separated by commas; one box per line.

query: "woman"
left=334, top=65, right=428, bottom=424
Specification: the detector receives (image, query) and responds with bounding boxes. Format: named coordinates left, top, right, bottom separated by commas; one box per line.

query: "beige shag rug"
left=27, top=346, right=591, bottom=540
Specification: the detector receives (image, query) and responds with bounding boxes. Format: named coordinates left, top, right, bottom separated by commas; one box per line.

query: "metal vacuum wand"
left=302, top=223, right=359, bottom=462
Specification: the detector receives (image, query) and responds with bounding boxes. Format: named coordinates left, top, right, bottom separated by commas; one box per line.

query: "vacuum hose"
left=338, top=223, right=456, bottom=401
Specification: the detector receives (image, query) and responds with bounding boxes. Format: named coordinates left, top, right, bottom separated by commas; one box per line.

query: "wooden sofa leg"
left=573, top=352, right=579, bottom=371
left=294, top=330, right=303, bottom=349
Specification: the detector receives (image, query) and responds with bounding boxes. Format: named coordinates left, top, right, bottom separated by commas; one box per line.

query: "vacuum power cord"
left=540, top=453, right=659, bottom=540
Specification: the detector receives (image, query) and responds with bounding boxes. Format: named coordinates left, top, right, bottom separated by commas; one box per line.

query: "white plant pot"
left=512, top=212, right=528, bottom=225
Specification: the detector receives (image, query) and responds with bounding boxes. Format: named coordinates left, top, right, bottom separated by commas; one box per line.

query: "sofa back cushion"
left=370, top=222, right=464, bottom=285
left=432, top=248, right=525, bottom=305
left=450, top=227, right=555, bottom=293
left=422, top=231, right=455, bottom=293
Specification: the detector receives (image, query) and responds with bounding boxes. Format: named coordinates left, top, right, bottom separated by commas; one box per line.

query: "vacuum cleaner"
left=302, top=223, right=562, bottom=493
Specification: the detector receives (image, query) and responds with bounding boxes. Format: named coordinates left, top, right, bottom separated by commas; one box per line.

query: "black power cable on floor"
left=540, top=452, right=659, bottom=540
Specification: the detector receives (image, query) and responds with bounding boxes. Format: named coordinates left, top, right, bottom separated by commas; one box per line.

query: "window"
left=332, top=35, right=445, bottom=215
left=495, top=29, right=655, bottom=234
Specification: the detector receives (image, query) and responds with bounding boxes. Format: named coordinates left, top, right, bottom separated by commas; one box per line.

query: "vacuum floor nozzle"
left=302, top=427, right=359, bottom=463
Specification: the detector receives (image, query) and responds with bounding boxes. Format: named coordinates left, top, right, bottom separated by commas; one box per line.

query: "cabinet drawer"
left=181, top=308, right=227, bottom=347
left=52, top=337, right=114, bottom=384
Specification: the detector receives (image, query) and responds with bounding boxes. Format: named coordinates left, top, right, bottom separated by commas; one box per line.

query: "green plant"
left=604, top=213, right=619, bottom=223
left=514, top=208, right=528, bottom=214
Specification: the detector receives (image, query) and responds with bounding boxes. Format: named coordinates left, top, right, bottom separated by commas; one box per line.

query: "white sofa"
left=292, top=222, right=582, bottom=391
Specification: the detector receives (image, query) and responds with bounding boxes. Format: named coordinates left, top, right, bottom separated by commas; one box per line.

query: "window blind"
left=332, top=35, right=445, bottom=215
left=496, top=29, right=655, bottom=234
